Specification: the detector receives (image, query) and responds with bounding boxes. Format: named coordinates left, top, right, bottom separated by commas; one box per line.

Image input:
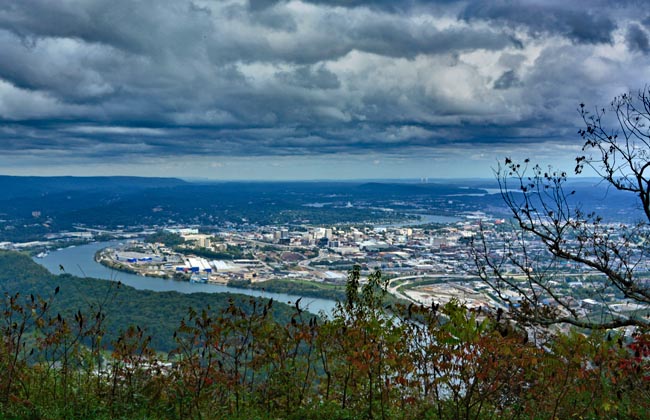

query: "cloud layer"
left=0, top=0, right=649, bottom=178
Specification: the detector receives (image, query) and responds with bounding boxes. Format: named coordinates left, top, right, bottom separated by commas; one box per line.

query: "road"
left=386, top=273, right=480, bottom=304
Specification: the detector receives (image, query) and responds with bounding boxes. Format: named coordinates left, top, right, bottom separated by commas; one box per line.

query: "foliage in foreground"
left=1, top=264, right=650, bottom=419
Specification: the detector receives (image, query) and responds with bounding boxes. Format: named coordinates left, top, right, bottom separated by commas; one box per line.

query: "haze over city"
left=0, top=0, right=648, bottom=179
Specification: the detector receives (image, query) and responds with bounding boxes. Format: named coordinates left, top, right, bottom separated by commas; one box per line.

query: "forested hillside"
left=0, top=257, right=649, bottom=419
left=0, top=251, right=296, bottom=351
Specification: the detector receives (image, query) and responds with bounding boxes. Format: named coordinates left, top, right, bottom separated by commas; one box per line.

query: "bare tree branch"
left=473, top=88, right=650, bottom=330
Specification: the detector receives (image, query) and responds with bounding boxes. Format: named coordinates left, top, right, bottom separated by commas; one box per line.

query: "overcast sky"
left=0, top=0, right=648, bottom=180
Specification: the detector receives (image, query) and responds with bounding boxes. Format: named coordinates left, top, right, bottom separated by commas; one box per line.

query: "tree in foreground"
left=473, top=87, right=650, bottom=330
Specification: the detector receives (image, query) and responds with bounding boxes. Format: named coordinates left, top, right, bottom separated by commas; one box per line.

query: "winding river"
left=34, top=241, right=337, bottom=315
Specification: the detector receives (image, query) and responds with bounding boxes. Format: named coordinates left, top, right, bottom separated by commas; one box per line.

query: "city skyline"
left=0, top=0, right=648, bottom=179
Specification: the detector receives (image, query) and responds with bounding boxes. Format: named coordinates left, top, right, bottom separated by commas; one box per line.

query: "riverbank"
left=228, top=278, right=346, bottom=302
left=95, top=248, right=173, bottom=279
left=95, top=245, right=347, bottom=301
left=2, top=250, right=303, bottom=352
left=34, top=241, right=338, bottom=315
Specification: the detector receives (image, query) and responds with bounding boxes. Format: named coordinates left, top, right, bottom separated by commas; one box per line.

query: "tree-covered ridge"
left=0, top=251, right=297, bottom=352
left=0, top=255, right=649, bottom=419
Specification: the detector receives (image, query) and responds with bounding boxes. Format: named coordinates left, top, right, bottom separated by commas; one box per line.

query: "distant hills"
left=0, top=175, right=643, bottom=243
left=0, top=175, right=187, bottom=200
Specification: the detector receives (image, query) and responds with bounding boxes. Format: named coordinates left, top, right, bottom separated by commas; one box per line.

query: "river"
left=34, top=241, right=337, bottom=315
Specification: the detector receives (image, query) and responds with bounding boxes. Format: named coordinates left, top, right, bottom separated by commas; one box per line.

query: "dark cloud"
left=248, top=0, right=281, bottom=11
left=627, top=23, right=650, bottom=53
left=252, top=8, right=297, bottom=31
left=461, top=1, right=617, bottom=44
left=351, top=20, right=517, bottom=58
left=493, top=70, right=520, bottom=90
left=643, top=15, right=650, bottom=28
left=0, top=1, right=191, bottom=54
left=0, top=0, right=647, bottom=175
left=278, top=66, right=341, bottom=89
left=249, top=0, right=437, bottom=13
left=300, top=0, right=419, bottom=12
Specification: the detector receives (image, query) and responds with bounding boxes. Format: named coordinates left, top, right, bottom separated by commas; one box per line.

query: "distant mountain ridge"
left=0, top=175, right=188, bottom=199
left=0, top=176, right=641, bottom=243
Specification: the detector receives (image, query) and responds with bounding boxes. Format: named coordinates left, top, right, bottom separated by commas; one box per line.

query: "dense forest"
left=0, top=252, right=297, bottom=352
left=0, top=254, right=649, bottom=419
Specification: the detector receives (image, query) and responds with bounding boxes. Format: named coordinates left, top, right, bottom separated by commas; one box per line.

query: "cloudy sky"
left=0, top=0, right=648, bottom=180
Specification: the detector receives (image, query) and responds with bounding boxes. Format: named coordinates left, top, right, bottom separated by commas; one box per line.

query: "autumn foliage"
left=1, top=266, right=650, bottom=419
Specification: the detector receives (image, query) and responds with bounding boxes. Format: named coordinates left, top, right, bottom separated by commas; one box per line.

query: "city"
left=2, top=206, right=640, bottom=327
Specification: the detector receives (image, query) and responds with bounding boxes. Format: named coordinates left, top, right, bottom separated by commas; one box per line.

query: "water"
left=34, top=241, right=337, bottom=315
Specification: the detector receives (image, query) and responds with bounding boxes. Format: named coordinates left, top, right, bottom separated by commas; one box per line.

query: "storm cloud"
left=0, top=0, right=648, bottom=178
left=460, top=1, right=618, bottom=44
left=627, top=23, right=650, bottom=53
